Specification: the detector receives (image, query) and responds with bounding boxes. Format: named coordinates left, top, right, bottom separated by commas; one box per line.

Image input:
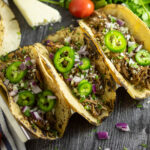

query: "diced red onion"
left=67, top=78, right=72, bottom=81
left=47, top=95, right=56, bottom=99
left=64, top=36, right=71, bottom=43
left=30, top=107, right=38, bottom=112
left=31, top=59, right=36, bottom=64
left=20, top=63, right=27, bottom=70
left=116, top=123, right=130, bottom=132
left=44, top=40, right=52, bottom=46
left=25, top=56, right=31, bottom=62
left=32, top=111, right=42, bottom=120
left=73, top=76, right=82, bottom=83
left=31, top=81, right=37, bottom=86
left=4, top=79, right=9, bottom=86
left=75, top=58, right=80, bottom=62
left=135, top=45, right=142, bottom=52
left=117, top=19, right=125, bottom=26
left=97, top=131, right=109, bottom=140
left=32, top=85, right=42, bottom=94
left=78, top=45, right=87, bottom=54
left=22, top=106, right=29, bottom=113
left=49, top=53, right=54, bottom=59
left=92, top=84, right=96, bottom=93
left=30, top=82, right=42, bottom=94
left=13, top=95, right=19, bottom=102
left=9, top=90, right=18, bottom=97
left=80, top=61, right=83, bottom=66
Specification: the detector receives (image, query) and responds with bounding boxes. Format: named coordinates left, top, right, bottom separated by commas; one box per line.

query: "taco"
left=0, top=45, right=71, bottom=139
left=38, top=27, right=116, bottom=126
left=79, top=4, right=150, bottom=99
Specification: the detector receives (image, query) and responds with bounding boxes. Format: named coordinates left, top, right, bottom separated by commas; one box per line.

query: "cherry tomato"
left=69, top=0, right=94, bottom=18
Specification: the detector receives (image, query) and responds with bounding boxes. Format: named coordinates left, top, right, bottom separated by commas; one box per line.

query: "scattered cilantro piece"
left=32, top=27, right=36, bottom=30
left=92, top=128, right=97, bottom=132
left=136, top=104, right=143, bottom=108
left=123, top=146, right=128, bottom=150
left=98, top=146, right=102, bottom=150
left=141, top=143, right=147, bottom=148
left=0, top=54, right=9, bottom=62
left=49, top=26, right=53, bottom=31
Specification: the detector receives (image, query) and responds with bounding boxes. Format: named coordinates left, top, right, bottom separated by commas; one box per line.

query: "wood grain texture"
left=8, top=1, right=150, bottom=150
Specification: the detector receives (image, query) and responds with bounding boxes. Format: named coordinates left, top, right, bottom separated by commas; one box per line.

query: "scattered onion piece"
left=117, top=19, right=125, bottom=26
left=4, top=79, right=9, bottom=86
left=97, top=131, right=109, bottom=140
left=47, top=95, right=56, bottom=99
left=49, top=53, right=54, bottom=59
left=92, top=84, right=96, bottom=93
left=116, top=123, right=130, bottom=132
left=32, top=111, right=42, bottom=120
left=9, top=90, right=18, bottom=97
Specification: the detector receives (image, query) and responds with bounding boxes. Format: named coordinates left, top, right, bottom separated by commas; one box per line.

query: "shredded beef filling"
left=84, top=12, right=150, bottom=90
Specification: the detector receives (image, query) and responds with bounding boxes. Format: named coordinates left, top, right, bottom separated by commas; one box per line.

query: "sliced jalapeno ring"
left=105, top=30, right=127, bottom=53
left=37, top=90, right=56, bottom=112
left=79, top=58, right=91, bottom=70
left=17, top=91, right=35, bottom=106
left=78, top=80, right=92, bottom=97
left=135, top=50, right=150, bottom=66
left=54, top=46, right=75, bottom=73
left=6, top=61, right=27, bottom=83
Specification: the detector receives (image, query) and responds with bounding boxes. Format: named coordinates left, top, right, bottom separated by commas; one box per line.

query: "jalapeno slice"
left=105, top=30, right=127, bottom=53
left=79, top=58, right=91, bottom=70
left=135, top=50, right=150, bottom=66
left=78, top=80, right=92, bottom=97
left=37, top=90, right=56, bottom=112
left=6, top=61, right=27, bottom=83
left=54, top=46, right=75, bottom=73
left=17, top=91, right=35, bottom=106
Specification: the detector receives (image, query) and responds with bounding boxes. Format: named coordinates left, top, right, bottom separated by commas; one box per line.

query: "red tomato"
left=69, top=0, right=94, bottom=18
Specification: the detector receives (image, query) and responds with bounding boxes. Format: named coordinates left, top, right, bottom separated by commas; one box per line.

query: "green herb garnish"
left=123, top=146, right=128, bottom=150
left=141, top=143, right=147, bottom=148
left=136, top=104, right=143, bottom=108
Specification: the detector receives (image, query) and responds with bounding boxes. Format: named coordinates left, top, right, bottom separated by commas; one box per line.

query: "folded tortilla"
left=36, top=27, right=116, bottom=126
left=79, top=4, right=150, bottom=99
left=0, top=45, right=71, bottom=140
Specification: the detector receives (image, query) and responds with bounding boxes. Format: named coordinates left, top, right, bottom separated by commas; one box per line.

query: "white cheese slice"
left=13, top=0, right=61, bottom=27
left=0, top=0, right=21, bottom=55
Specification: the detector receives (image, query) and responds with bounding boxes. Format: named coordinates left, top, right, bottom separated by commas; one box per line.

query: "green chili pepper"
left=6, top=61, right=27, bottom=83
left=78, top=80, right=92, bottom=97
left=17, top=91, right=35, bottom=106
left=135, top=50, right=150, bottom=66
left=105, top=30, right=127, bottom=53
left=54, top=46, right=75, bottom=73
left=37, top=90, right=56, bottom=112
left=79, top=58, right=91, bottom=70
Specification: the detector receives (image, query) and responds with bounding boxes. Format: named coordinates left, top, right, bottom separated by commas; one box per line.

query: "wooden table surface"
left=9, top=1, right=150, bottom=150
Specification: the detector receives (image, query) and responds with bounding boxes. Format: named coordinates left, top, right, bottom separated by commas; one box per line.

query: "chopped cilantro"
left=117, top=55, right=124, bottom=59
left=84, top=105, right=91, bottom=110
left=123, top=146, right=128, bottom=150
left=55, top=147, right=58, bottom=150
left=97, top=104, right=102, bottom=110
left=49, top=26, right=53, bottom=31
left=98, top=146, right=102, bottom=150
left=17, top=32, right=21, bottom=35
left=60, top=26, right=65, bottom=30
left=141, top=143, right=147, bottom=148
left=92, top=128, right=97, bottom=132
left=95, top=75, right=99, bottom=79
left=22, top=49, right=26, bottom=54
left=80, top=97, right=85, bottom=103
left=0, top=55, right=9, bottom=62
left=32, top=27, right=36, bottom=30
left=136, top=104, right=143, bottom=108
